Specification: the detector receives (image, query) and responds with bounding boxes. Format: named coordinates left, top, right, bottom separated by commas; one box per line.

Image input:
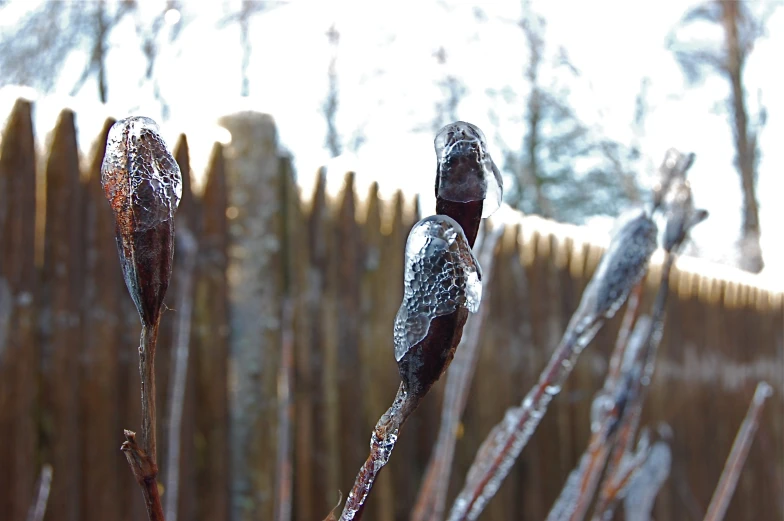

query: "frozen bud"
left=101, top=116, right=182, bottom=326
left=588, top=212, right=657, bottom=321
left=663, top=179, right=708, bottom=253
left=652, top=148, right=695, bottom=211
left=624, top=441, right=672, bottom=521
left=394, top=215, right=481, bottom=363
left=434, top=121, right=503, bottom=218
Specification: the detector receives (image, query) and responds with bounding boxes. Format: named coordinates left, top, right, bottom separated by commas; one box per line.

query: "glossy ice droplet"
left=102, top=116, right=182, bottom=232
left=434, top=121, right=503, bottom=218
left=393, top=215, right=482, bottom=361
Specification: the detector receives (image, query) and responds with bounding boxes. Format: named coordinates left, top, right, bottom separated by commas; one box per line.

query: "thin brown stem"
left=606, top=282, right=643, bottom=385
left=703, top=381, right=772, bottom=521
left=122, top=317, right=165, bottom=521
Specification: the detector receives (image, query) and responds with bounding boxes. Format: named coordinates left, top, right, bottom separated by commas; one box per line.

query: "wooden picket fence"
left=0, top=98, right=781, bottom=521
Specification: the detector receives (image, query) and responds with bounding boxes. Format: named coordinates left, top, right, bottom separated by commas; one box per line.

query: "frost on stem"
left=394, top=215, right=481, bottom=394
left=662, top=179, right=708, bottom=253
left=623, top=441, right=672, bottom=521
left=101, top=116, right=182, bottom=325
left=447, top=212, right=657, bottom=521
left=435, top=121, right=503, bottom=218
left=652, top=148, right=694, bottom=212
left=591, top=316, right=652, bottom=434
left=568, top=212, right=657, bottom=334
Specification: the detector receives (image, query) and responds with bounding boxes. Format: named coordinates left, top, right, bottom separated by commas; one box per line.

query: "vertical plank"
left=41, top=109, right=84, bottom=521
left=218, top=113, right=283, bottom=521
left=193, top=143, right=230, bottom=521
left=335, top=173, right=365, bottom=493
left=289, top=162, right=315, bottom=521
left=0, top=98, right=38, bottom=521
left=81, top=118, right=122, bottom=521
left=306, top=169, right=338, bottom=512
left=357, top=183, right=395, bottom=521
left=166, top=134, right=199, bottom=521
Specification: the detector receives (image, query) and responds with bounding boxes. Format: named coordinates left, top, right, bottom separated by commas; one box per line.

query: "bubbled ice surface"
left=434, top=121, right=503, bottom=218
left=102, top=116, right=182, bottom=231
left=393, top=215, right=482, bottom=362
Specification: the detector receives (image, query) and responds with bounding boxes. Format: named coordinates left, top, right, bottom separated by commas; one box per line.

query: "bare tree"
left=134, top=1, right=186, bottom=120
left=0, top=1, right=137, bottom=103
left=218, top=1, right=282, bottom=97
left=669, top=0, right=775, bottom=272
left=492, top=1, right=641, bottom=223
left=430, top=46, right=467, bottom=134
left=323, top=24, right=342, bottom=158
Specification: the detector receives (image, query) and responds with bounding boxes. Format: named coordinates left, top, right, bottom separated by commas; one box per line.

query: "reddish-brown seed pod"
left=101, top=116, right=182, bottom=326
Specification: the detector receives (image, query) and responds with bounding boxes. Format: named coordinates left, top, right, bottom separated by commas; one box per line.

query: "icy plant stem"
left=703, top=381, right=773, bottom=521
left=606, top=282, right=643, bottom=386
left=594, top=253, right=676, bottom=519
left=411, top=224, right=505, bottom=521
left=339, top=384, right=416, bottom=521
left=274, top=298, right=295, bottom=521
left=447, top=317, right=602, bottom=521
left=121, top=318, right=165, bottom=521
left=163, top=230, right=197, bottom=521
left=549, top=418, right=617, bottom=521
left=26, top=464, right=53, bottom=521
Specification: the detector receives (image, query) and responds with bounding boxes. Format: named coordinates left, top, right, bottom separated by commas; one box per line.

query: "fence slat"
left=0, top=100, right=780, bottom=521
left=81, top=118, right=122, bottom=521
left=194, top=143, right=230, bottom=521
left=0, top=98, right=38, bottom=521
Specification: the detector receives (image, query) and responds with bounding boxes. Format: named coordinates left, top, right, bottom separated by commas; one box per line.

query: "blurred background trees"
left=669, top=0, right=773, bottom=273
left=0, top=0, right=780, bottom=276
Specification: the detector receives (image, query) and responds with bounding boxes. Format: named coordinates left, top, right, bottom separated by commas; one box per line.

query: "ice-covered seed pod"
left=393, top=215, right=482, bottom=363
left=623, top=441, right=672, bottom=521
left=584, top=212, right=658, bottom=322
left=652, top=148, right=695, bottom=212
left=101, top=116, right=182, bottom=326
left=434, top=121, right=503, bottom=218
left=663, top=179, right=708, bottom=253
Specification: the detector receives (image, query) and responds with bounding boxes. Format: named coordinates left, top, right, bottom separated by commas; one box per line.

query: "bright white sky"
left=1, top=0, right=782, bottom=285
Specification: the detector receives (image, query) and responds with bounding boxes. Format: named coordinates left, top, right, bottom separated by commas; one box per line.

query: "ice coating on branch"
left=435, top=121, right=503, bottom=218
left=102, top=116, right=182, bottom=232
left=652, top=148, right=694, bottom=211
left=663, top=179, right=708, bottom=253
left=100, top=116, right=182, bottom=325
left=393, top=215, right=482, bottom=362
left=581, top=212, right=657, bottom=322
left=623, top=441, right=672, bottom=521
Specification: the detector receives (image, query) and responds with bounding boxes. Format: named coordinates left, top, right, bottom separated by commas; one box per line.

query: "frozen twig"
left=447, top=211, right=657, bottom=521
left=163, top=228, right=197, bottom=521
left=26, top=464, right=53, bottom=521
left=594, top=149, right=707, bottom=520
left=622, top=438, right=672, bottom=521
left=274, top=297, right=295, bottom=521
left=102, top=116, right=182, bottom=521
left=335, top=122, right=500, bottom=521
left=545, top=316, right=650, bottom=521
left=703, top=381, right=773, bottom=521
left=411, top=223, right=506, bottom=521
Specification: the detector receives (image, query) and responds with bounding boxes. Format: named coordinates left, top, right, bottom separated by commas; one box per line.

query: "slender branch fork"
left=122, top=319, right=166, bottom=521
